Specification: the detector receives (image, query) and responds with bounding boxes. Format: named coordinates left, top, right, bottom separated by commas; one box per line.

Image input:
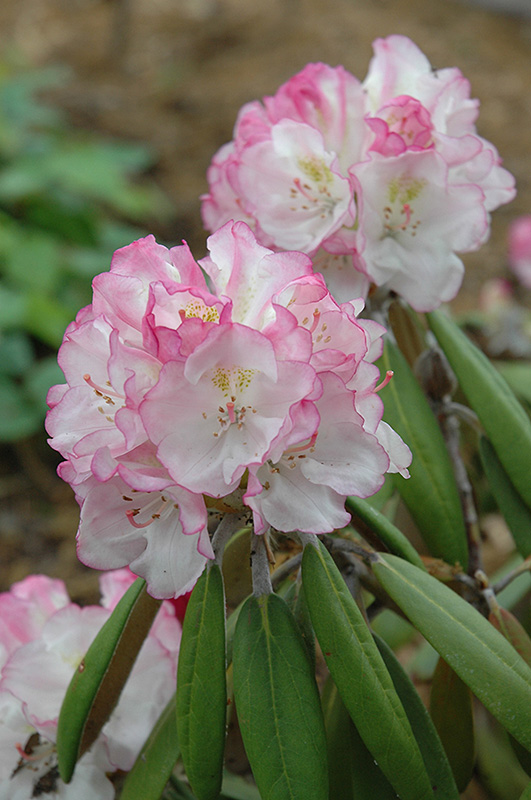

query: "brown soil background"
left=0, top=0, right=529, bottom=594
left=0, top=2, right=529, bottom=793
left=1, top=0, right=530, bottom=607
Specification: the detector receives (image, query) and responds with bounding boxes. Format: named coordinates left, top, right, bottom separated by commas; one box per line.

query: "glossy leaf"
left=57, top=579, right=161, bottom=782
left=176, top=564, right=227, bottom=800
left=489, top=604, right=531, bottom=667
left=374, top=637, right=460, bottom=799
left=220, top=771, right=262, bottom=800
left=427, top=309, right=531, bottom=511
left=372, top=554, right=531, bottom=751
left=519, top=782, right=531, bottom=800
left=378, top=339, right=468, bottom=568
left=321, top=675, right=397, bottom=800
left=475, top=713, right=530, bottom=799
left=346, top=495, right=426, bottom=570
left=277, top=575, right=315, bottom=666
left=429, top=657, right=475, bottom=792
left=479, top=436, right=531, bottom=558
left=120, top=694, right=180, bottom=800
left=233, top=592, right=328, bottom=800
left=222, top=526, right=253, bottom=606
left=488, top=601, right=531, bottom=776
left=302, top=540, right=435, bottom=800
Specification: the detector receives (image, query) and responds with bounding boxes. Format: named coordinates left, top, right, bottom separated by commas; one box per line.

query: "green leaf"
left=346, top=495, right=426, bottom=570
left=0, top=376, right=41, bottom=440
left=495, top=361, right=531, bottom=407
left=479, top=436, right=531, bottom=558
left=301, top=541, right=435, bottom=800
left=24, top=356, right=64, bottom=414
left=371, top=608, right=416, bottom=651
left=372, top=554, right=531, bottom=751
left=220, top=771, right=261, bottom=800
left=489, top=605, right=531, bottom=668
left=276, top=575, right=315, bottom=666
left=378, top=339, right=468, bottom=568
left=57, top=578, right=161, bottom=782
left=321, top=675, right=397, bottom=800
left=429, top=657, right=475, bottom=792
left=222, top=526, right=253, bottom=606
left=120, top=693, right=180, bottom=800
left=427, top=309, right=531, bottom=511
left=0, top=331, right=33, bottom=376
left=24, top=293, right=73, bottom=348
left=0, top=284, right=26, bottom=330
left=374, top=637, right=460, bottom=799
left=520, top=782, right=531, bottom=800
left=176, top=564, right=227, bottom=800
left=233, top=592, right=328, bottom=800
left=475, top=714, right=530, bottom=799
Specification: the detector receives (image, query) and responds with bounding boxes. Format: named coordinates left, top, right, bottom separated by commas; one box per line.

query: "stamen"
left=293, top=177, right=315, bottom=202
left=384, top=203, right=412, bottom=233
left=83, top=374, right=121, bottom=399
left=375, top=370, right=394, bottom=392
left=126, top=509, right=155, bottom=529
left=15, top=741, right=54, bottom=763
left=309, top=309, right=321, bottom=334
left=226, top=402, right=237, bottom=424
left=285, top=431, right=318, bottom=455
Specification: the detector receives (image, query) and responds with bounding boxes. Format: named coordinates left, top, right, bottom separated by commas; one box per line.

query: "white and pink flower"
left=47, top=222, right=410, bottom=596
left=201, top=35, right=515, bottom=311
left=0, top=571, right=180, bottom=800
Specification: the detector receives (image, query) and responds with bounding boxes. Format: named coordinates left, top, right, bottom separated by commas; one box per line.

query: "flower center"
left=83, top=373, right=124, bottom=423
left=12, top=733, right=59, bottom=795
left=122, top=490, right=179, bottom=529
left=383, top=175, right=425, bottom=238
left=288, top=156, right=341, bottom=219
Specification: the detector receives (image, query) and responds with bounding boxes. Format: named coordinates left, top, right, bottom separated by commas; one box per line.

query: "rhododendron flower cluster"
left=46, top=221, right=411, bottom=598
left=201, top=35, right=515, bottom=312
left=0, top=570, right=180, bottom=800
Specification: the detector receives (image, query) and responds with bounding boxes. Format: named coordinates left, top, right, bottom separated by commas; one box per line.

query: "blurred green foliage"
left=0, top=61, right=171, bottom=441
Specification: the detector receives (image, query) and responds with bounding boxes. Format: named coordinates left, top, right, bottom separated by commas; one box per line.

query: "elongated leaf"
left=480, top=436, right=531, bottom=558
left=374, top=637, right=460, bottom=799
left=488, top=602, right=531, bottom=775
left=489, top=605, right=531, bottom=667
left=233, top=592, right=328, bottom=800
left=220, top=771, right=261, bottom=800
left=176, top=565, right=227, bottom=800
left=427, top=310, right=531, bottom=511
left=321, top=675, right=397, bottom=800
left=372, top=554, right=531, bottom=751
left=302, top=541, right=435, bottom=800
left=429, top=657, right=475, bottom=792
left=520, top=782, right=531, bottom=800
left=378, top=340, right=468, bottom=568
left=346, top=495, right=426, bottom=570
left=222, top=526, right=253, bottom=606
left=120, top=694, right=180, bottom=800
left=277, top=576, right=315, bottom=666
left=57, top=579, right=161, bottom=782
left=475, top=714, right=530, bottom=799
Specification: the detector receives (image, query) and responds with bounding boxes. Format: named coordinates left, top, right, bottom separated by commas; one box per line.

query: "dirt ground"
left=1, top=0, right=530, bottom=590
left=0, top=0, right=529, bottom=581
left=0, top=2, right=529, bottom=796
